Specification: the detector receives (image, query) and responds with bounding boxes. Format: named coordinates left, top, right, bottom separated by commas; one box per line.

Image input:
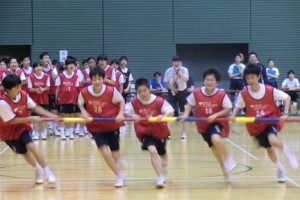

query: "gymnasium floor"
left=0, top=122, right=299, bottom=200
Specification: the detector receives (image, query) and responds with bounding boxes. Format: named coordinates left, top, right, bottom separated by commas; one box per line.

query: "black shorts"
left=48, top=94, right=57, bottom=110
left=74, top=105, right=80, bottom=113
left=254, top=125, right=277, bottom=148
left=31, top=104, right=49, bottom=116
left=58, top=104, right=76, bottom=114
left=91, top=131, right=120, bottom=151
left=4, top=131, right=33, bottom=154
left=167, top=89, right=188, bottom=113
left=141, top=135, right=167, bottom=156
left=201, top=124, right=222, bottom=148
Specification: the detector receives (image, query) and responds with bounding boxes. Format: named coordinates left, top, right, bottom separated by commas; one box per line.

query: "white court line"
left=225, top=138, right=258, bottom=160
left=0, top=146, right=9, bottom=155
left=226, top=138, right=300, bottom=188
left=285, top=176, right=300, bottom=188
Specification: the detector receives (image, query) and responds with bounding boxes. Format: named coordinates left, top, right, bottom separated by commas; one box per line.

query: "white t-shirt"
left=118, top=72, right=125, bottom=84
left=8, top=68, right=26, bottom=81
left=76, top=69, right=84, bottom=82
left=235, top=84, right=289, bottom=108
left=43, top=65, right=58, bottom=79
left=281, top=78, right=299, bottom=88
left=0, top=93, right=36, bottom=122
left=55, top=71, right=80, bottom=87
left=27, top=72, right=51, bottom=88
left=104, top=65, right=116, bottom=81
left=266, top=67, right=280, bottom=79
left=187, top=87, right=232, bottom=108
left=77, top=84, right=123, bottom=106
left=125, top=94, right=174, bottom=115
left=227, top=63, right=246, bottom=79
left=119, top=67, right=133, bottom=81
left=22, top=67, right=33, bottom=75
left=164, top=66, right=189, bottom=91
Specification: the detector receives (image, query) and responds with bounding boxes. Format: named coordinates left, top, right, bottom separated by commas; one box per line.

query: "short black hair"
left=2, top=74, right=22, bottom=90
left=32, top=62, right=41, bottom=69
left=110, top=59, right=119, bottom=65
left=39, top=52, right=50, bottom=59
left=21, top=56, right=30, bottom=61
left=89, top=67, right=105, bottom=79
left=82, top=59, right=87, bottom=65
left=9, top=56, right=18, bottom=63
left=57, top=63, right=64, bottom=73
left=52, top=59, right=58, bottom=66
left=119, top=55, right=128, bottom=62
left=97, top=54, right=108, bottom=62
left=172, top=55, right=181, bottom=61
left=243, top=64, right=261, bottom=78
left=202, top=68, right=221, bottom=82
left=267, top=59, right=274, bottom=63
left=65, top=57, right=76, bottom=65
left=153, top=71, right=161, bottom=77
left=248, top=52, right=257, bottom=58
left=135, top=78, right=150, bottom=90
left=287, top=70, right=295, bottom=76
left=87, top=57, right=96, bottom=62
left=1, top=58, right=9, bottom=65
left=235, top=53, right=242, bottom=58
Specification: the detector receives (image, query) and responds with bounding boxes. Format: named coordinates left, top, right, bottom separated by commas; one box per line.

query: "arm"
left=104, top=78, right=116, bottom=86
left=177, top=70, right=188, bottom=82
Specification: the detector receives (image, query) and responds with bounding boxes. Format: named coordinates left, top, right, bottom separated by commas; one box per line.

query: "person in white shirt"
left=164, top=56, right=189, bottom=139
left=266, top=59, right=280, bottom=88
left=281, top=70, right=300, bottom=113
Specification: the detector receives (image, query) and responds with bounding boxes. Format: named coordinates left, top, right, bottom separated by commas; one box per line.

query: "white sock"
left=276, top=161, right=285, bottom=173
left=60, top=127, right=65, bottom=135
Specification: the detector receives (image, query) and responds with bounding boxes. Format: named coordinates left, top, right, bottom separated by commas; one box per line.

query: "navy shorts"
left=141, top=135, right=167, bottom=156
left=5, top=131, right=33, bottom=154
left=254, top=125, right=277, bottom=148
left=201, top=124, right=222, bottom=148
left=58, top=104, right=76, bottom=114
left=74, top=105, right=80, bottom=113
left=91, top=130, right=120, bottom=151
left=167, top=89, right=188, bottom=113
left=48, top=94, right=57, bottom=110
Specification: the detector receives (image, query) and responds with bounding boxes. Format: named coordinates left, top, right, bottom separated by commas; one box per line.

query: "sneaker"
left=69, top=134, right=75, bottom=140
left=79, top=129, right=85, bottom=137
left=75, top=127, right=80, bottom=135
left=61, top=134, right=66, bottom=140
left=32, top=132, right=39, bottom=140
left=277, top=169, right=286, bottom=183
left=35, top=167, right=43, bottom=184
left=222, top=168, right=231, bottom=183
left=65, top=128, right=70, bottom=137
left=115, top=176, right=125, bottom=188
left=41, top=131, right=47, bottom=140
left=46, top=172, right=57, bottom=188
left=83, top=126, right=89, bottom=134
left=156, top=176, right=166, bottom=188
left=284, top=145, right=299, bottom=170
left=55, top=130, right=60, bottom=136
left=117, top=159, right=127, bottom=170
left=224, top=157, right=237, bottom=172
left=181, top=132, right=187, bottom=139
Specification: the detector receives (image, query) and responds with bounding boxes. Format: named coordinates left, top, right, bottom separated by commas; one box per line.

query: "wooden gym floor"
left=0, top=122, right=299, bottom=200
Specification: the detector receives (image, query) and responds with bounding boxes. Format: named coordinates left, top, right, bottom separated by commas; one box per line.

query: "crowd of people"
left=0, top=52, right=299, bottom=188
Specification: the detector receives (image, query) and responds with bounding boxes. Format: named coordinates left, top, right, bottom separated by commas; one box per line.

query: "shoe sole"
left=156, top=184, right=165, bottom=189
left=277, top=179, right=286, bottom=183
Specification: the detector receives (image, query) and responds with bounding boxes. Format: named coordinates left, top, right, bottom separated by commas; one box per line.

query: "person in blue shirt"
left=266, top=59, right=280, bottom=88
left=150, top=71, right=166, bottom=92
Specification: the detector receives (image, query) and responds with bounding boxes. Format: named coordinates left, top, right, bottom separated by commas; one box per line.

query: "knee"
left=211, top=134, right=222, bottom=146
left=148, top=147, right=158, bottom=157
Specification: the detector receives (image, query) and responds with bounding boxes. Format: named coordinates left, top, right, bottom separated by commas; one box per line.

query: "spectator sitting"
left=281, top=70, right=300, bottom=102
left=150, top=71, right=167, bottom=93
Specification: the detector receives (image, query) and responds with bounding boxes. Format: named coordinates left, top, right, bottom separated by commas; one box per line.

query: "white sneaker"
left=284, top=145, right=299, bottom=170
left=115, top=176, right=125, bottom=188
left=65, top=128, right=70, bottom=137
left=117, top=159, right=127, bottom=170
left=55, top=130, right=61, bottom=136
left=69, top=134, right=75, bottom=140
left=35, top=167, right=43, bottom=184
left=277, top=169, right=286, bottom=183
left=41, top=131, right=47, bottom=140
left=61, top=134, right=66, bottom=140
left=75, top=127, right=80, bottom=135
left=84, top=126, right=89, bottom=134
left=32, top=132, right=39, bottom=140
left=224, top=157, right=237, bottom=172
left=156, top=176, right=166, bottom=188
left=46, top=172, right=57, bottom=188
left=79, top=129, right=85, bottom=137
left=181, top=132, right=187, bottom=139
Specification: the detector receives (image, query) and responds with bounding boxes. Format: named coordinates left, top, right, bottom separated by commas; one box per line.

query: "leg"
left=148, top=145, right=163, bottom=177
left=211, top=134, right=227, bottom=168
left=99, top=145, right=121, bottom=175
left=178, top=91, right=188, bottom=139
left=23, top=151, right=37, bottom=167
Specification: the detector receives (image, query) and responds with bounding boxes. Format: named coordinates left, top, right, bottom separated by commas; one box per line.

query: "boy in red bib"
left=183, top=68, right=236, bottom=181
left=55, top=57, right=79, bottom=140
left=231, top=64, right=298, bottom=183
left=78, top=67, right=126, bottom=188
left=125, top=78, right=174, bottom=188
left=0, top=74, right=58, bottom=186
left=28, top=62, right=50, bottom=140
